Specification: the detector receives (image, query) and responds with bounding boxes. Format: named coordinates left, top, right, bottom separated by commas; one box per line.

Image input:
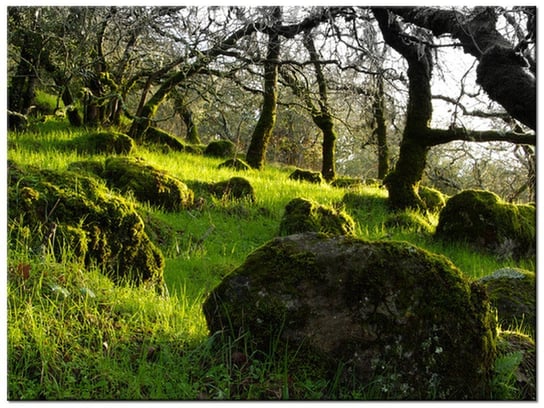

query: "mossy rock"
left=384, top=210, right=434, bottom=234
left=7, top=161, right=164, bottom=286
left=330, top=177, right=364, bottom=188
left=288, top=168, right=323, bottom=184
left=279, top=198, right=355, bottom=236
left=203, top=233, right=497, bottom=399
left=435, top=190, right=535, bottom=259
left=73, top=131, right=135, bottom=155
left=496, top=330, right=535, bottom=400
left=204, top=140, right=236, bottom=158
left=209, top=177, right=255, bottom=202
left=102, top=157, right=194, bottom=211
left=418, top=186, right=446, bottom=212
left=478, top=268, right=535, bottom=334
left=218, top=158, right=251, bottom=171
left=144, top=126, right=187, bottom=152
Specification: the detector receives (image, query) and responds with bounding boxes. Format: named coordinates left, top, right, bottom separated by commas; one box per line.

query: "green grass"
left=7, top=119, right=535, bottom=400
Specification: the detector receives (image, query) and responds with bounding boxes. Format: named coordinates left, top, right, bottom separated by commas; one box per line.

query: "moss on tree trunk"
left=246, top=8, right=282, bottom=170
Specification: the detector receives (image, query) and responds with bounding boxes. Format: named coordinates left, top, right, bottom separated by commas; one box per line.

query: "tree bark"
left=373, top=8, right=433, bottom=210
left=388, top=7, right=536, bottom=130
left=373, top=75, right=389, bottom=179
left=246, top=7, right=282, bottom=170
left=303, top=31, right=337, bottom=181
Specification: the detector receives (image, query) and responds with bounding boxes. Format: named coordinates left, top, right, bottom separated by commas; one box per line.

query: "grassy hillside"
left=7, top=121, right=535, bottom=400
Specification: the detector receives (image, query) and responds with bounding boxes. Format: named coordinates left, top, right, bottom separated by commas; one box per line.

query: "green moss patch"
left=102, top=157, right=194, bottom=211
left=418, top=185, right=446, bottom=212
left=288, top=168, right=323, bottom=184
left=478, top=268, right=535, bottom=334
left=435, top=190, right=535, bottom=260
left=8, top=161, right=164, bottom=286
left=218, top=158, right=251, bottom=171
left=203, top=233, right=497, bottom=399
left=73, top=131, right=135, bottom=155
left=144, top=126, right=188, bottom=152
left=209, top=177, right=255, bottom=202
left=279, top=198, right=355, bottom=236
left=204, top=140, right=236, bottom=158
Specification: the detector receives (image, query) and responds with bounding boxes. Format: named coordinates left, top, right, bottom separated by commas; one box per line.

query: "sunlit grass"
left=7, top=120, right=534, bottom=400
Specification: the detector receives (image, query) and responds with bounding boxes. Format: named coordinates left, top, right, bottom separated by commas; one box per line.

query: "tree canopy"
left=8, top=6, right=536, bottom=205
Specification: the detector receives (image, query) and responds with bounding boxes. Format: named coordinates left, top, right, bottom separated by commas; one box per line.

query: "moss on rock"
left=7, top=161, right=164, bottom=286
left=418, top=185, right=446, bottom=212
left=73, top=131, right=135, bottom=155
left=102, top=157, right=194, bottom=211
left=209, top=177, right=255, bottom=202
left=288, top=168, right=323, bottom=184
left=435, top=190, right=535, bottom=260
left=203, top=233, right=497, bottom=399
left=204, top=140, right=236, bottom=158
left=218, top=158, right=251, bottom=171
left=144, top=126, right=188, bottom=152
left=279, top=198, right=355, bottom=236
left=479, top=268, right=535, bottom=334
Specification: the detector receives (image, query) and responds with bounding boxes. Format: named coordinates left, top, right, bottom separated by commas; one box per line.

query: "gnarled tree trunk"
left=246, top=7, right=282, bottom=170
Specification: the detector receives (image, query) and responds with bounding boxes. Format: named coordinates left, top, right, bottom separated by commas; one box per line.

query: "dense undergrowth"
left=7, top=119, right=535, bottom=400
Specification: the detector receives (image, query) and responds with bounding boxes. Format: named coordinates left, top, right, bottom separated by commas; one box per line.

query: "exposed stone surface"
left=203, top=233, right=497, bottom=399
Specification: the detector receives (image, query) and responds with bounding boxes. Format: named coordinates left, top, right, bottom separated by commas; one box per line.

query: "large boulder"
left=7, top=161, right=164, bottom=286
left=478, top=268, right=535, bottom=334
left=435, top=190, right=535, bottom=259
left=203, top=233, right=497, bottom=399
left=102, top=157, right=194, bottom=211
left=279, top=198, right=355, bottom=236
left=204, top=140, right=236, bottom=158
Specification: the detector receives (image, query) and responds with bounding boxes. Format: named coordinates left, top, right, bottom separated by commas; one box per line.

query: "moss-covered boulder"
left=102, top=157, right=194, bottom=211
left=279, top=198, right=355, bottom=236
left=330, top=177, right=364, bottom=189
left=478, top=268, right=535, bottom=334
left=7, top=161, right=164, bottom=286
left=203, top=233, right=497, bottom=399
left=288, top=168, right=323, bottom=184
left=144, top=126, right=187, bottom=152
left=418, top=186, right=446, bottom=212
left=204, top=140, right=236, bottom=158
left=218, top=158, right=251, bottom=171
left=495, top=330, right=535, bottom=400
left=67, top=159, right=105, bottom=177
left=73, top=131, right=135, bottom=155
left=435, top=190, right=535, bottom=259
left=209, top=177, right=255, bottom=202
